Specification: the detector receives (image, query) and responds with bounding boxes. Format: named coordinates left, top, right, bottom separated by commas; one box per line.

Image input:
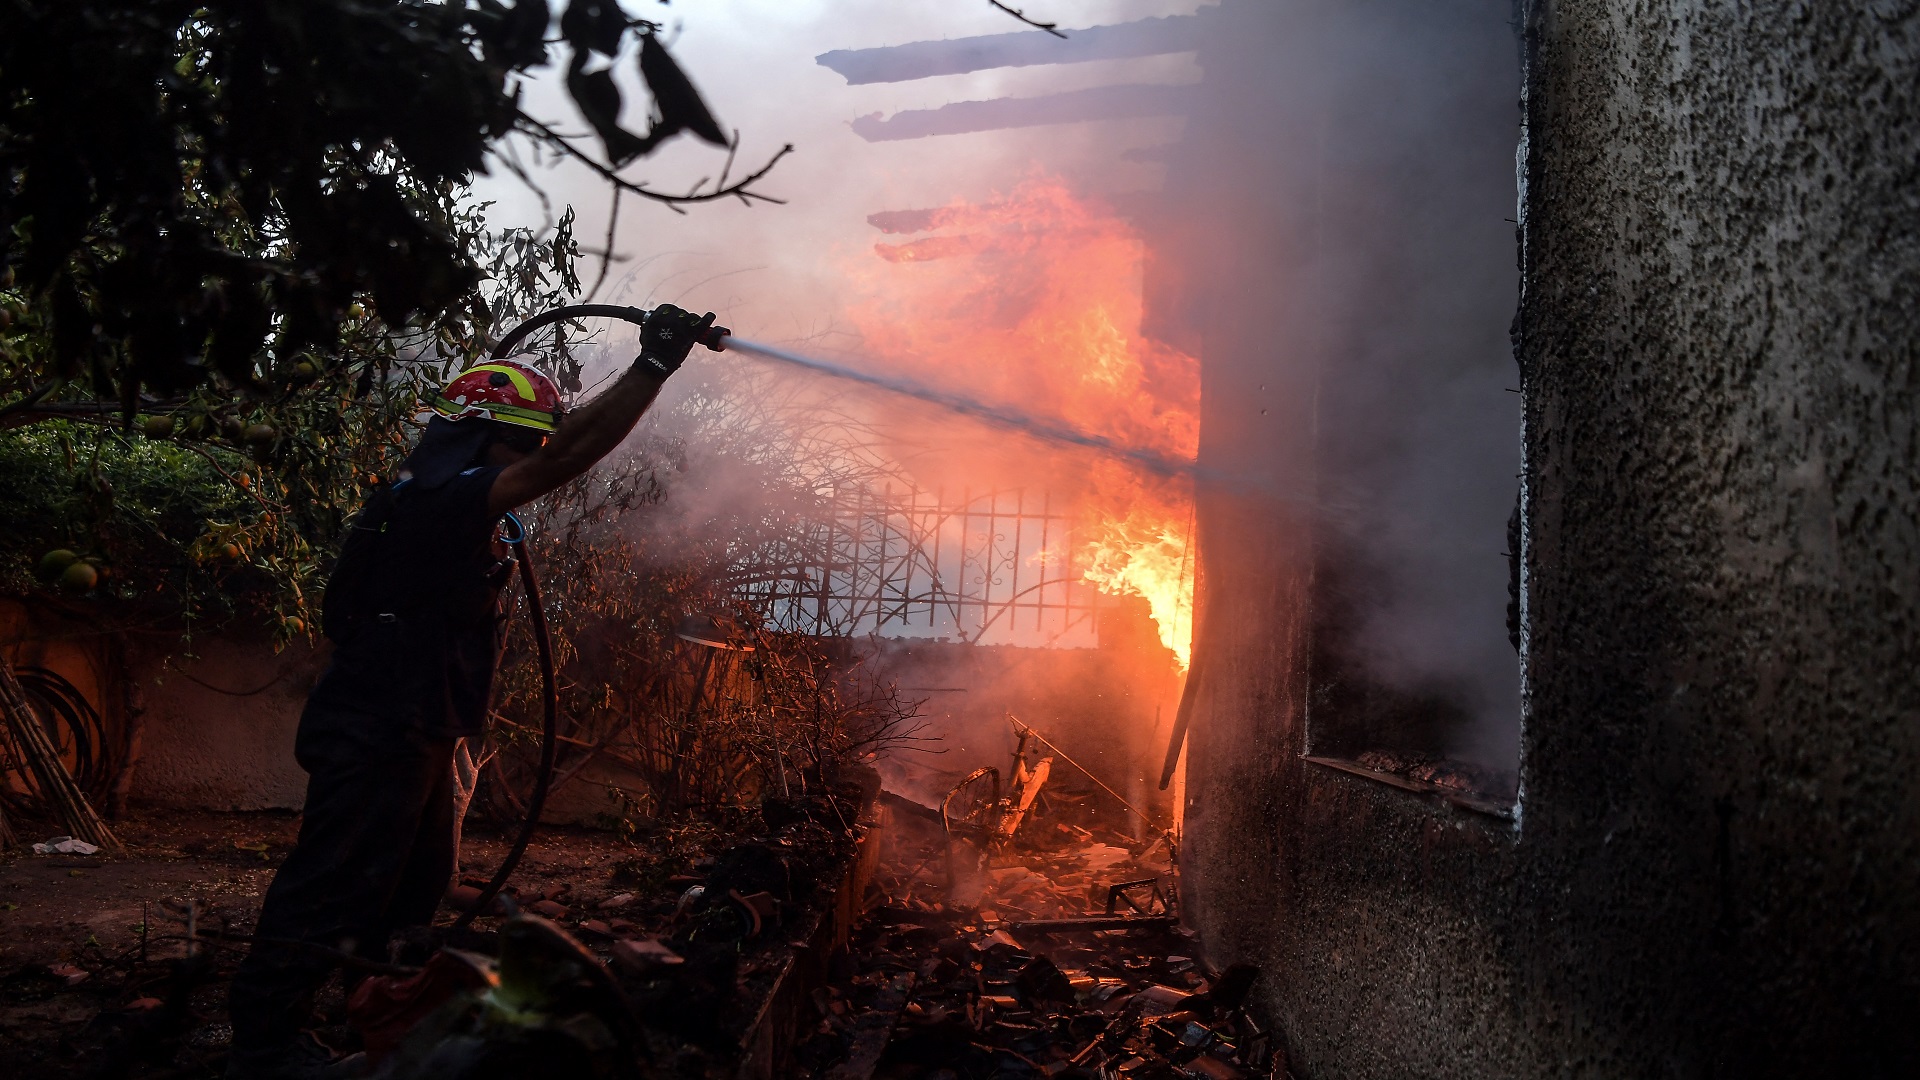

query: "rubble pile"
left=799, top=792, right=1283, bottom=1079
left=3, top=771, right=1281, bottom=1079
left=387, top=782, right=875, bottom=1076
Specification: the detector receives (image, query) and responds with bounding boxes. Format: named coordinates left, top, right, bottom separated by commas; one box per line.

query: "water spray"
left=715, top=334, right=1339, bottom=515
left=489, top=304, right=1204, bottom=481
left=713, top=336, right=1202, bottom=481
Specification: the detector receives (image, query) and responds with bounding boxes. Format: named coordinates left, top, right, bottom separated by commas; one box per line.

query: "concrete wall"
left=2, top=599, right=316, bottom=813
left=124, top=634, right=319, bottom=811
left=1171, top=1, right=1919, bottom=1076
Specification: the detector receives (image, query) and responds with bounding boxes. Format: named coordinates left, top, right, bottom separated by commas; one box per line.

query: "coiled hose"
left=0, top=666, right=115, bottom=813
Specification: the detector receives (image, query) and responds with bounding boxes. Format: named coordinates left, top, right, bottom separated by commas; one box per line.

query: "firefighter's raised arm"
left=486, top=305, right=716, bottom=515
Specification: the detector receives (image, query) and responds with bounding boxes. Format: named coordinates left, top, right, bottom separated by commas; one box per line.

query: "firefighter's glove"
left=636, top=305, right=717, bottom=378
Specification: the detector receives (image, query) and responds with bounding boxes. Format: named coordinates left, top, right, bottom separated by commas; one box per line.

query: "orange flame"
left=1079, top=465, right=1196, bottom=669
left=844, top=175, right=1198, bottom=667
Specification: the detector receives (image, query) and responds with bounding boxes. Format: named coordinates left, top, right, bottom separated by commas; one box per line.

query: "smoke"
left=1157, top=0, right=1524, bottom=776
left=476, top=0, right=1524, bottom=784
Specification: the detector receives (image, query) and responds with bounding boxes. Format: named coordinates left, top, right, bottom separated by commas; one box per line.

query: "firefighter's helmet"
left=430, top=360, right=565, bottom=433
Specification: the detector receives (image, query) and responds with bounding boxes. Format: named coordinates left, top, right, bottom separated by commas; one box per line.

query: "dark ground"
left=1, top=777, right=1266, bottom=1079
left=0, top=807, right=737, bottom=1078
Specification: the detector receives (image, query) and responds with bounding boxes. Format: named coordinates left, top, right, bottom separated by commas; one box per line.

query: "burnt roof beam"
left=850, top=83, right=1195, bottom=142
left=817, top=14, right=1206, bottom=85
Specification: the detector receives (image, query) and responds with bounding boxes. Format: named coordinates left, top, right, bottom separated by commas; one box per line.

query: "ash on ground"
left=801, top=785, right=1282, bottom=1080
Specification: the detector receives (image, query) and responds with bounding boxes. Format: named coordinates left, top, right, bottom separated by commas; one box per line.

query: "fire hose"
left=451, top=304, right=725, bottom=931
left=484, top=303, right=730, bottom=362
left=450, top=511, right=554, bottom=931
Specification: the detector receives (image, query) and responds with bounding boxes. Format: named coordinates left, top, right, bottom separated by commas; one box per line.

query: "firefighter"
left=226, top=305, right=716, bottom=1080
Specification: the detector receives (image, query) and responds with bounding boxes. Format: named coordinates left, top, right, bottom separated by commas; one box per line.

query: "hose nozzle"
left=488, top=304, right=731, bottom=362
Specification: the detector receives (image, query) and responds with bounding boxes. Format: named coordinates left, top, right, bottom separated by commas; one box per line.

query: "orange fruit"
left=36, top=549, right=78, bottom=580
left=59, top=561, right=98, bottom=593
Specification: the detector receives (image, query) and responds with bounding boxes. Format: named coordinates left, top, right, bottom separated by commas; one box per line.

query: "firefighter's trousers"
left=228, top=702, right=458, bottom=1064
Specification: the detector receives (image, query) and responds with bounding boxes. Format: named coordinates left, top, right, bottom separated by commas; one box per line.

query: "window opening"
left=1298, top=1, right=1525, bottom=814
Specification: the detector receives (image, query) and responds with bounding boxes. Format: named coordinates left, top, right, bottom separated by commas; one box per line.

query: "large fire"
left=843, top=176, right=1198, bottom=668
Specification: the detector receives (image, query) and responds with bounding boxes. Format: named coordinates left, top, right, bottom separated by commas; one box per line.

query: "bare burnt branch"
left=512, top=111, right=793, bottom=214
left=988, top=1, right=1068, bottom=38
left=586, top=187, right=623, bottom=302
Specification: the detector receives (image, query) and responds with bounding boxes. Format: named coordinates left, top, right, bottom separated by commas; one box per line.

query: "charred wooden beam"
left=850, top=84, right=1195, bottom=142
left=817, top=16, right=1205, bottom=85
left=1004, top=914, right=1179, bottom=933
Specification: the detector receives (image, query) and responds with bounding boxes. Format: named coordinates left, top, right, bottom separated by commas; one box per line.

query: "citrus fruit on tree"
left=59, top=561, right=99, bottom=593
left=36, top=549, right=78, bottom=580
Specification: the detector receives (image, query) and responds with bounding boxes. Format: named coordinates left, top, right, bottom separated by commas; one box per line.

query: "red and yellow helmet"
left=430, top=360, right=565, bottom=433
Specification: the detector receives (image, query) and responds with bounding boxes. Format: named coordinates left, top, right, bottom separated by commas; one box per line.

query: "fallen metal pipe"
left=1004, top=915, right=1179, bottom=933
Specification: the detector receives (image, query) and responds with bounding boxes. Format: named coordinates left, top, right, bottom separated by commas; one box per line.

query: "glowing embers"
left=845, top=175, right=1199, bottom=666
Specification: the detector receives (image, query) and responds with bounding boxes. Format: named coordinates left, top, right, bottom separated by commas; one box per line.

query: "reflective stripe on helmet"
left=429, top=396, right=561, bottom=433
left=462, top=363, right=540, bottom=402
left=433, top=358, right=565, bottom=434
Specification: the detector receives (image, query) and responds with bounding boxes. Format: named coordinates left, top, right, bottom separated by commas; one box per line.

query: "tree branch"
left=0, top=398, right=191, bottom=432
left=586, top=186, right=622, bottom=303
left=512, top=111, right=792, bottom=213
left=180, top=442, right=279, bottom=516
left=0, top=381, right=64, bottom=426
left=988, top=1, right=1067, bottom=38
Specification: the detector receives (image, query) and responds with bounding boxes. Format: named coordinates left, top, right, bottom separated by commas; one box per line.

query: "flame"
left=844, top=175, right=1198, bottom=668
left=1079, top=464, right=1196, bottom=669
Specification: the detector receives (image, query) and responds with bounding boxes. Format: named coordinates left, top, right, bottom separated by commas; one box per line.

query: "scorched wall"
left=1172, top=1, right=1919, bottom=1076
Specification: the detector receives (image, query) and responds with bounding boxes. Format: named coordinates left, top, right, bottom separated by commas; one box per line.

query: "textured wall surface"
left=125, top=636, right=321, bottom=811
left=1172, top=1, right=1919, bottom=1076
left=1, top=601, right=317, bottom=812
left=1510, top=0, right=1920, bottom=1069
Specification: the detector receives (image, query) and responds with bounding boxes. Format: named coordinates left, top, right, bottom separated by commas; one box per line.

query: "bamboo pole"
left=0, top=655, right=121, bottom=851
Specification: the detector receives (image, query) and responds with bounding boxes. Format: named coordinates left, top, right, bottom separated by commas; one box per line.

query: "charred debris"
left=800, top=779, right=1277, bottom=1080
left=5, top=771, right=875, bottom=1079
left=5, top=735, right=1275, bottom=1080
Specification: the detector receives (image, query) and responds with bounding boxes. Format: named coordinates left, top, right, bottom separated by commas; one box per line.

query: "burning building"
left=819, top=0, right=1920, bottom=1070
left=1, top=0, right=1914, bottom=1076
left=738, top=0, right=1920, bottom=1069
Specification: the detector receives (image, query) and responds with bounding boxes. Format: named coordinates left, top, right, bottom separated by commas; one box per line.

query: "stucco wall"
left=124, top=634, right=320, bottom=811
left=1510, top=0, right=1919, bottom=1069
left=2, top=599, right=317, bottom=813
left=1173, top=1, right=1919, bottom=1076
